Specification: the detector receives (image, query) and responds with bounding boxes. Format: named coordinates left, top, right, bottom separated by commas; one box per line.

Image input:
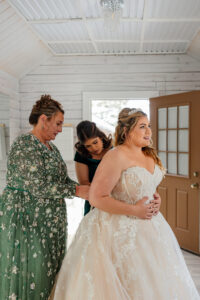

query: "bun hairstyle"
left=75, top=120, right=112, bottom=158
left=29, top=94, right=64, bottom=125
left=115, top=108, right=164, bottom=170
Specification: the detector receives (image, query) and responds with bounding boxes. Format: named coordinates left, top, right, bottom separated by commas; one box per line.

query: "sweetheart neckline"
left=124, top=164, right=157, bottom=176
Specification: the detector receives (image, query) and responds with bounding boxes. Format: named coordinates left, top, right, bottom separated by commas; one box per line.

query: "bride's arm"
left=89, top=149, right=154, bottom=219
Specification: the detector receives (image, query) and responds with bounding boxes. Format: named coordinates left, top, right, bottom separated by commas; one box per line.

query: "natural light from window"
left=92, top=99, right=149, bottom=134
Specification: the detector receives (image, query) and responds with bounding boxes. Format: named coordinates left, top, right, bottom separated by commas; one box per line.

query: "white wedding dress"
left=54, top=164, right=200, bottom=300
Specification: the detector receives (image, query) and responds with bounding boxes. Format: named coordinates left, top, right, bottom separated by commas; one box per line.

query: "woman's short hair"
left=75, top=120, right=112, bottom=158
left=29, top=94, right=64, bottom=125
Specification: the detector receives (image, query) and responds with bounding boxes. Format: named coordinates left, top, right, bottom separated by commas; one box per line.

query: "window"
left=158, top=105, right=189, bottom=176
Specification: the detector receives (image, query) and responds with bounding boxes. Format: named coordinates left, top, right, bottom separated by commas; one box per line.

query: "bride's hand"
left=150, top=192, right=161, bottom=216
left=134, top=197, right=154, bottom=220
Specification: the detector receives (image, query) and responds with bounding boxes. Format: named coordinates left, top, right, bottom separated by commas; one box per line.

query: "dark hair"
left=115, top=108, right=164, bottom=170
left=29, top=94, right=64, bottom=125
left=75, top=120, right=112, bottom=158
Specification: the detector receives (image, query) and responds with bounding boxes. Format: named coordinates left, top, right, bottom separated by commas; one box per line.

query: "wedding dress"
left=54, top=164, right=200, bottom=300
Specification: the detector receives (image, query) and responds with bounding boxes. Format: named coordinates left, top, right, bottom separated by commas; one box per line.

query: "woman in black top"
left=74, top=121, right=112, bottom=215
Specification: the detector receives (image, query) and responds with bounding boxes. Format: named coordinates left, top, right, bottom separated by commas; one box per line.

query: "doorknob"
left=193, top=171, right=199, bottom=177
left=190, top=183, right=199, bottom=189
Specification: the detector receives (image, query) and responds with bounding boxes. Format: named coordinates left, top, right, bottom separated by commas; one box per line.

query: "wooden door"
left=150, top=91, right=200, bottom=254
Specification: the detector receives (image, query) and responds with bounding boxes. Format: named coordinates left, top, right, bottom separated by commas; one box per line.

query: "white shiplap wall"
left=20, top=54, right=200, bottom=130
left=0, top=93, right=9, bottom=151
left=19, top=53, right=200, bottom=177
left=0, top=93, right=9, bottom=192
left=0, top=70, right=20, bottom=193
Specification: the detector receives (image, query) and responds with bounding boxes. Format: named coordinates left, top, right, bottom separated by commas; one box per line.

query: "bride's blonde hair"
left=115, top=108, right=164, bottom=170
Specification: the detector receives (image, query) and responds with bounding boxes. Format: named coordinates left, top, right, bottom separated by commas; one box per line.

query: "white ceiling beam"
left=77, top=0, right=98, bottom=54
left=141, top=18, right=200, bottom=23
left=28, top=18, right=200, bottom=24
left=96, top=40, right=189, bottom=43
left=48, top=40, right=93, bottom=44
left=28, top=18, right=84, bottom=23
left=54, top=50, right=185, bottom=56
left=47, top=40, right=189, bottom=44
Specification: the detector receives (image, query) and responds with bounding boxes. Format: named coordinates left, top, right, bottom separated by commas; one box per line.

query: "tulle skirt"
left=53, top=209, right=200, bottom=300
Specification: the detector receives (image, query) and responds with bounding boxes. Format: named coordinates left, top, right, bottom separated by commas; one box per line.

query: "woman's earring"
left=122, top=131, right=126, bottom=141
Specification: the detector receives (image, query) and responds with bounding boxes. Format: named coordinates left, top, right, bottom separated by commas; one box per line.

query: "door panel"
left=157, top=186, right=167, bottom=219
left=176, top=190, right=188, bottom=230
left=150, top=91, right=200, bottom=254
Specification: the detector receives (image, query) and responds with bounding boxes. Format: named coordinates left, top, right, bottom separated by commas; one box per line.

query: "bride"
left=53, top=108, right=200, bottom=300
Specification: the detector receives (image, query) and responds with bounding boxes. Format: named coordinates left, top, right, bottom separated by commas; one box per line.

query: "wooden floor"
left=182, top=250, right=200, bottom=294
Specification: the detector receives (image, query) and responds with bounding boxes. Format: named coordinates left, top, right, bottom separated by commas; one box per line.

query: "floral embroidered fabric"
left=0, top=133, right=77, bottom=300
left=53, top=165, right=200, bottom=300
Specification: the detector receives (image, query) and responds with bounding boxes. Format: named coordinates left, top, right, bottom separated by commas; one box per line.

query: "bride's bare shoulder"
left=102, top=146, right=127, bottom=163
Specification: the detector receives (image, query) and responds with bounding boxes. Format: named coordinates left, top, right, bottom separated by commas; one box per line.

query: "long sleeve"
left=6, top=134, right=77, bottom=199
left=66, top=175, right=78, bottom=187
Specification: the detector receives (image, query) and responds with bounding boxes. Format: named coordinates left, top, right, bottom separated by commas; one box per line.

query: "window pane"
left=158, top=130, right=166, bottom=151
left=158, top=152, right=166, bottom=169
left=179, top=105, right=189, bottom=128
left=168, top=106, right=177, bottom=128
left=168, top=130, right=177, bottom=151
left=178, top=130, right=189, bottom=152
left=168, top=153, right=177, bottom=174
left=158, top=108, right=167, bottom=129
left=178, top=154, right=189, bottom=176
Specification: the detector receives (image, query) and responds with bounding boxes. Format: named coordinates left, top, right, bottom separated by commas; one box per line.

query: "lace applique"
left=54, top=165, right=200, bottom=300
left=112, top=165, right=164, bottom=206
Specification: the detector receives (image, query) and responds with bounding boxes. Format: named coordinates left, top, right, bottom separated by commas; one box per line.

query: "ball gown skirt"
left=53, top=165, right=200, bottom=300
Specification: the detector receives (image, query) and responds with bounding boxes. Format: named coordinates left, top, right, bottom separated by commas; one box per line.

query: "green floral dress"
left=0, top=133, right=77, bottom=300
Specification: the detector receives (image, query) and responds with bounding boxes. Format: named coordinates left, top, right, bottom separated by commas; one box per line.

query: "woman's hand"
left=75, top=185, right=89, bottom=200
left=150, top=192, right=161, bottom=216
left=133, top=197, right=154, bottom=220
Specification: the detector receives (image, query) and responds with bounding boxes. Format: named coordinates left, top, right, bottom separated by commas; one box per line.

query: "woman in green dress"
left=0, top=95, right=88, bottom=300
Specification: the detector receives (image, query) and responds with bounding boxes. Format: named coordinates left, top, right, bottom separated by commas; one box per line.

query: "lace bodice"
left=111, top=164, right=164, bottom=205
